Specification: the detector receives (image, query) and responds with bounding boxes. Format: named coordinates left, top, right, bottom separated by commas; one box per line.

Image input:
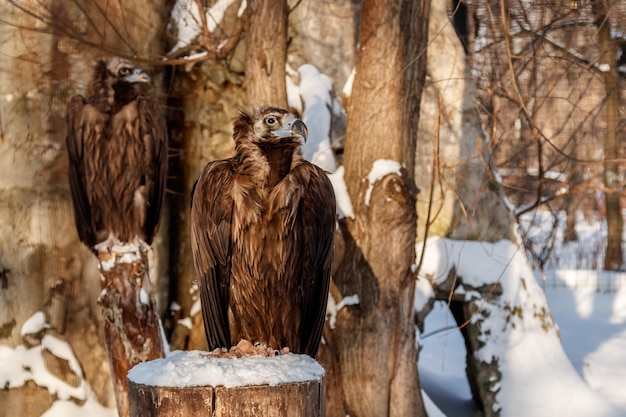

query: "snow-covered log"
left=98, top=246, right=165, bottom=417
left=127, top=350, right=326, bottom=417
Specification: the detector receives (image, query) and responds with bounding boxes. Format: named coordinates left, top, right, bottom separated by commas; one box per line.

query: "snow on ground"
left=419, top=301, right=478, bottom=417
left=542, top=270, right=626, bottom=411
left=418, top=237, right=621, bottom=417
left=420, top=274, right=626, bottom=416
left=128, top=350, right=324, bottom=388
left=419, top=212, right=626, bottom=417
left=40, top=398, right=116, bottom=417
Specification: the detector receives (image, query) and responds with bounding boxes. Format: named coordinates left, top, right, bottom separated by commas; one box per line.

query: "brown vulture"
left=190, top=106, right=335, bottom=357
left=66, top=58, right=167, bottom=252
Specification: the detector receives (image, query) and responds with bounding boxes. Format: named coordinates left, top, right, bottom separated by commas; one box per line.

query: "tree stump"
left=127, top=350, right=326, bottom=417
left=98, top=245, right=166, bottom=417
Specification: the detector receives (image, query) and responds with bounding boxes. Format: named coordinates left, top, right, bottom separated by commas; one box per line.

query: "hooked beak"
left=291, top=119, right=308, bottom=142
left=272, top=116, right=308, bottom=142
left=123, top=68, right=151, bottom=84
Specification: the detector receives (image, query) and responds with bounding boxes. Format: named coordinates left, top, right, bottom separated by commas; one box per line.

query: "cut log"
left=127, top=350, right=326, bottom=417
left=98, top=245, right=166, bottom=417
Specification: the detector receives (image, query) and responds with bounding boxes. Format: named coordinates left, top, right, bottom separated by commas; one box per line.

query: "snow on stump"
left=98, top=245, right=166, bottom=417
left=127, top=349, right=326, bottom=417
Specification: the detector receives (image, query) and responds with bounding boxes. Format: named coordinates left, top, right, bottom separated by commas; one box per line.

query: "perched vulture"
left=191, top=106, right=335, bottom=357
left=66, top=58, right=167, bottom=252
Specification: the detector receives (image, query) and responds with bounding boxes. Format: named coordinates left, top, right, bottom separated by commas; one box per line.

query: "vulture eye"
left=265, top=116, right=278, bottom=126
left=119, top=67, right=131, bottom=76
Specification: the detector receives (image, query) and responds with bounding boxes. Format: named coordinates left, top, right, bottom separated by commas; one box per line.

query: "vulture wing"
left=137, top=97, right=168, bottom=244
left=66, top=95, right=99, bottom=248
left=190, top=160, right=235, bottom=350
left=298, top=164, right=335, bottom=357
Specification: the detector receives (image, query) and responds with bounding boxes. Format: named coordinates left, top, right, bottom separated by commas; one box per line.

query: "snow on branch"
left=166, top=0, right=246, bottom=67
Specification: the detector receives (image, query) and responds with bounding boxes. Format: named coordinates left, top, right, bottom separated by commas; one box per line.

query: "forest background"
left=1, top=1, right=625, bottom=417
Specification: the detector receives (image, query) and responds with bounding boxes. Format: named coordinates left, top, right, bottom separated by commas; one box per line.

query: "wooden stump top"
left=127, top=351, right=326, bottom=417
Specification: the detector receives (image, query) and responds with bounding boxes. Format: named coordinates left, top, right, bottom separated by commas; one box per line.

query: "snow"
left=179, top=50, right=208, bottom=62
left=326, top=292, right=359, bottom=330
left=139, top=288, right=149, bottom=305
left=342, top=68, right=355, bottom=99
left=417, top=237, right=622, bottom=416
left=542, top=271, right=626, bottom=410
left=20, top=311, right=46, bottom=335
left=286, top=63, right=351, bottom=218
left=0, top=335, right=87, bottom=401
left=419, top=302, right=478, bottom=416
left=178, top=317, right=193, bottom=329
left=422, top=390, right=447, bottom=417
left=167, top=0, right=242, bottom=56
left=420, top=276, right=626, bottom=417
left=364, top=159, right=402, bottom=205
left=418, top=214, right=626, bottom=417
left=2, top=313, right=118, bottom=416
left=127, top=350, right=325, bottom=388
left=414, top=275, right=435, bottom=313
left=286, top=64, right=337, bottom=172
left=40, top=399, right=116, bottom=417
left=190, top=298, right=201, bottom=316
left=327, top=166, right=354, bottom=219
left=99, top=245, right=141, bottom=271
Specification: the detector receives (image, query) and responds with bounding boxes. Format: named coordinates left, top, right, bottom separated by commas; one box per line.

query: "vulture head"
left=91, top=58, right=152, bottom=112
left=235, top=106, right=308, bottom=147
left=105, top=57, right=151, bottom=84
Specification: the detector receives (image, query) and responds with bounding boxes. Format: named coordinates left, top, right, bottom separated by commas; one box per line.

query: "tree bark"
left=0, top=0, right=116, bottom=412
left=98, top=248, right=166, bottom=417
left=166, top=62, right=247, bottom=351
left=592, top=0, right=624, bottom=271
left=0, top=1, right=168, bottom=415
left=129, top=377, right=325, bottom=417
left=245, top=0, right=289, bottom=108
left=321, top=1, right=430, bottom=416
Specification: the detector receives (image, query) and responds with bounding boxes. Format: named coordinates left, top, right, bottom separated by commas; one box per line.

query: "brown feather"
left=191, top=106, right=335, bottom=357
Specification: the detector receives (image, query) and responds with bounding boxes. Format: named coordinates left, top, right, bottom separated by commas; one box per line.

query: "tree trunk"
left=98, top=248, right=165, bottom=417
left=245, top=0, right=288, bottom=108
left=322, top=1, right=430, bottom=416
left=167, top=60, right=244, bottom=351
left=592, top=0, right=624, bottom=271
left=166, top=5, right=248, bottom=348
left=0, top=1, right=115, bottom=413
left=128, top=378, right=325, bottom=417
